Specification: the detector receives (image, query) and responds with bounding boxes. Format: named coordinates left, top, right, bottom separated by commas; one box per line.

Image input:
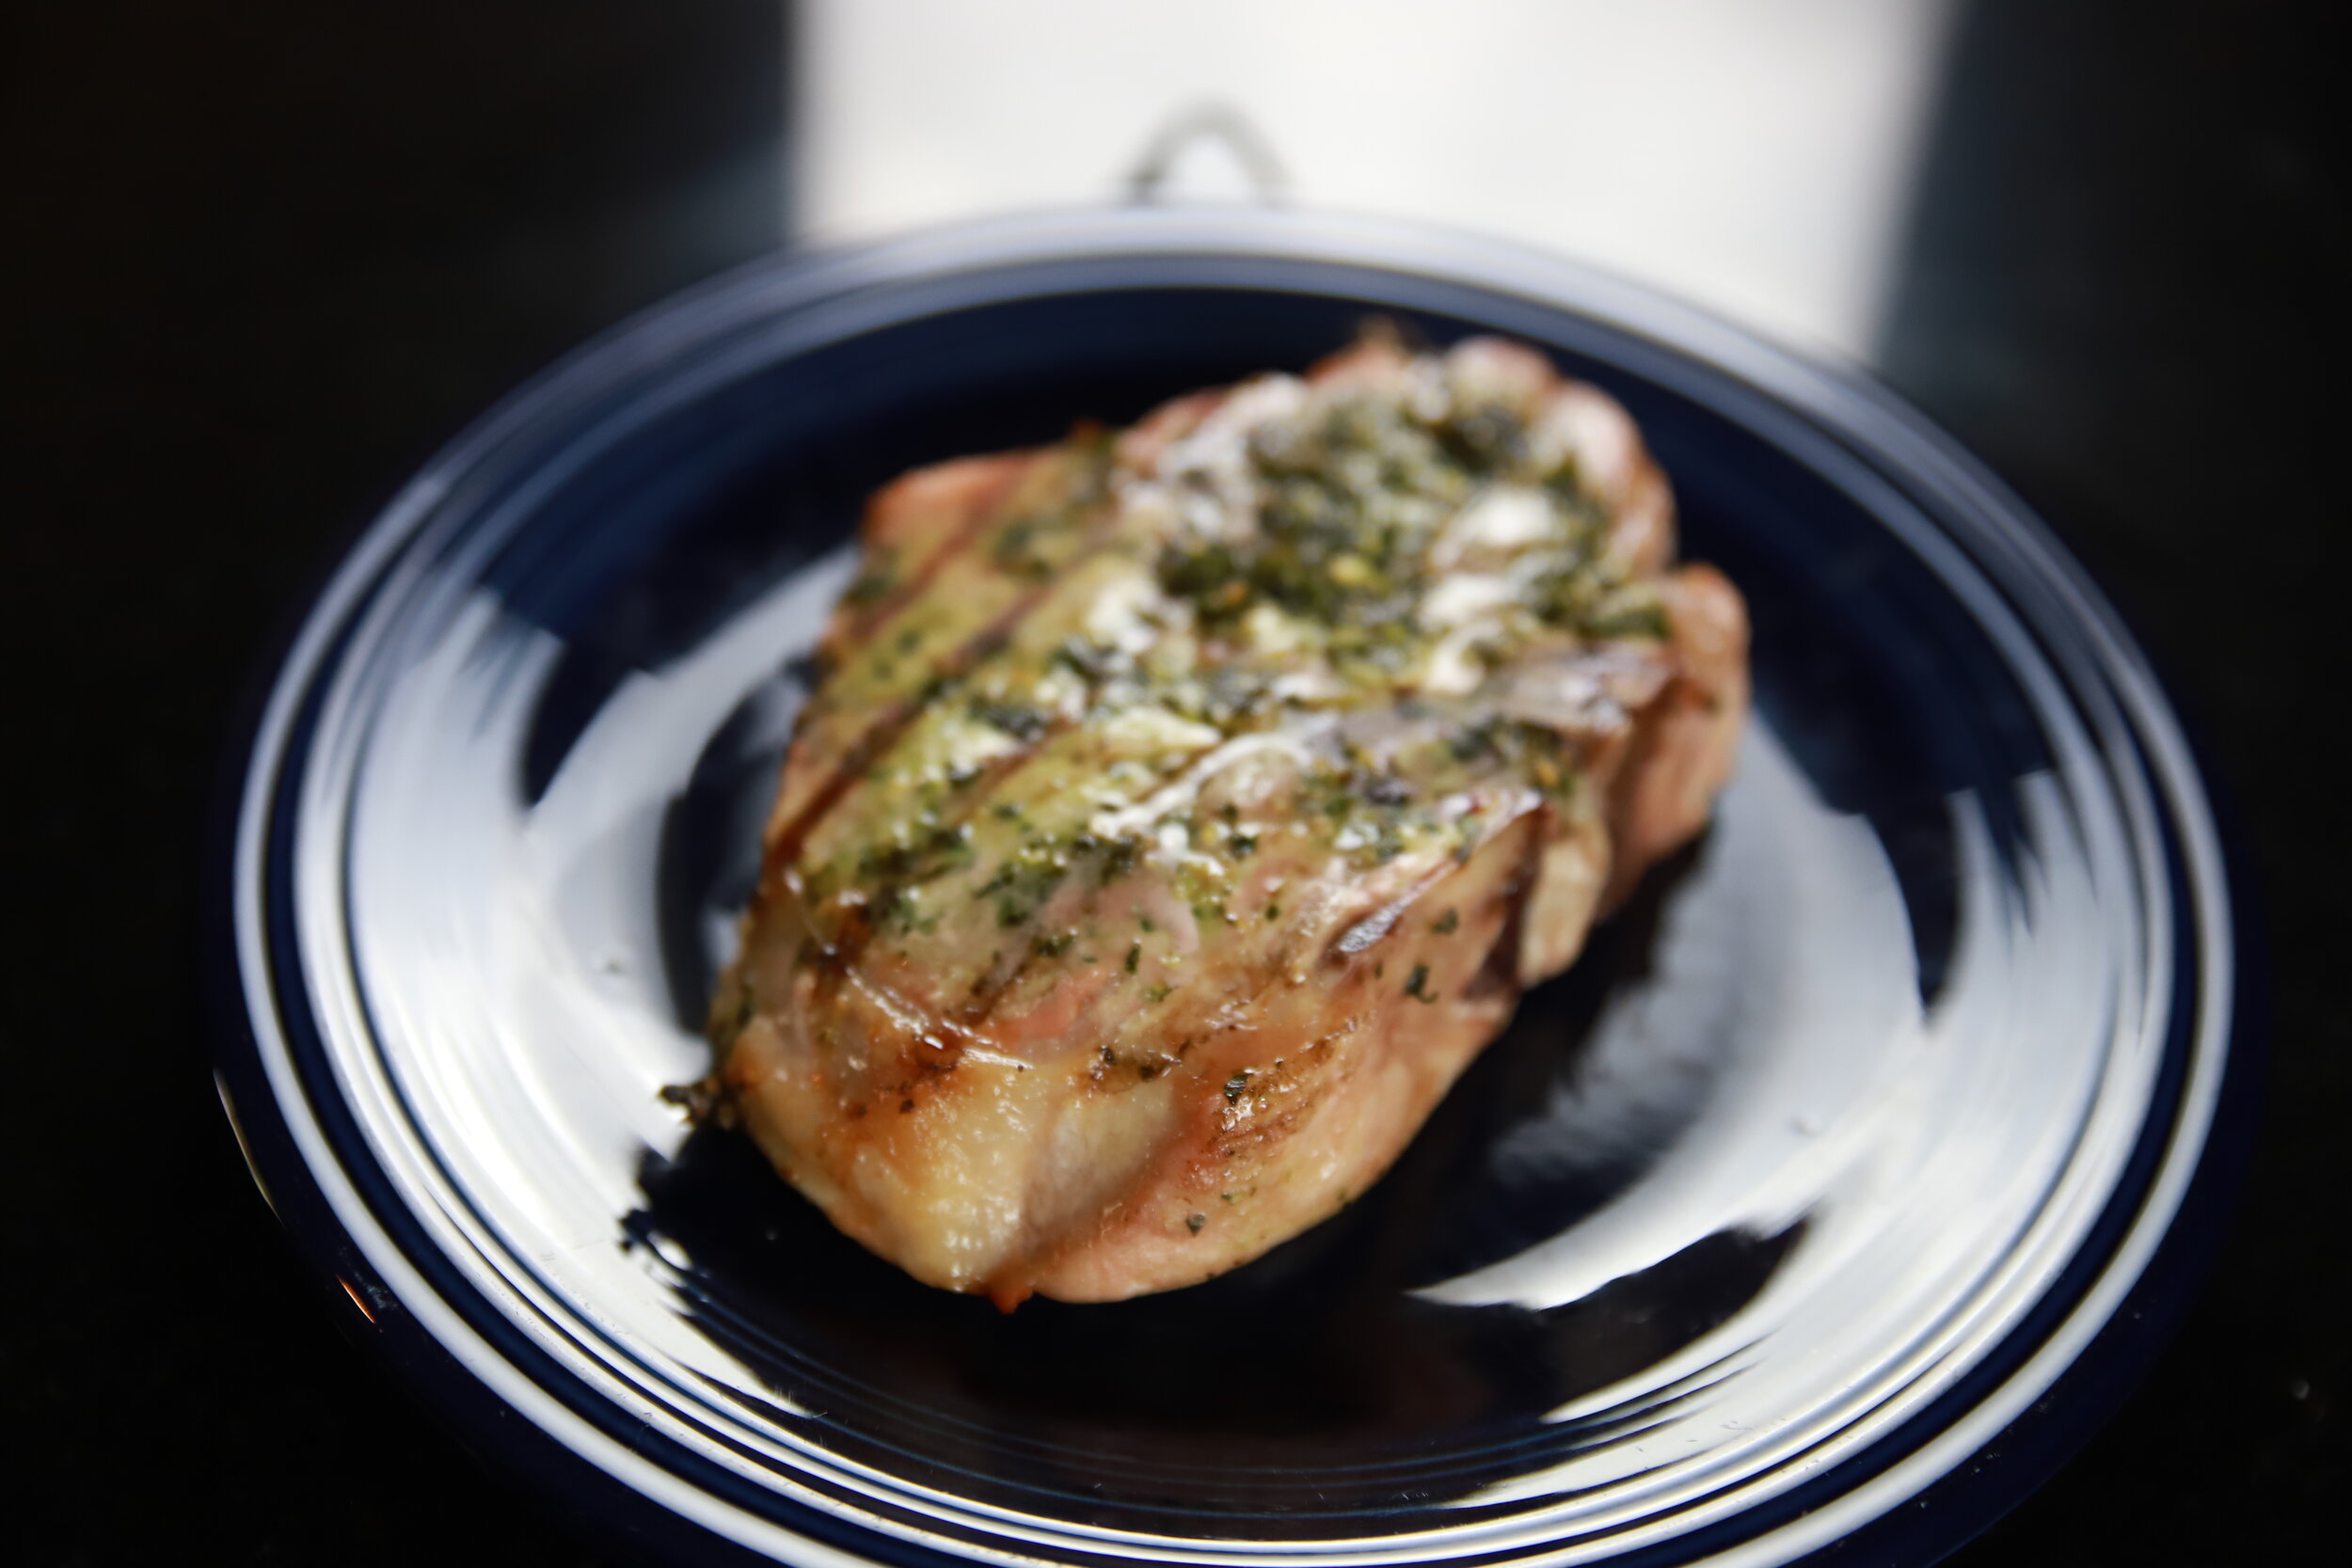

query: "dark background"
left=4, top=2, right=2343, bottom=1561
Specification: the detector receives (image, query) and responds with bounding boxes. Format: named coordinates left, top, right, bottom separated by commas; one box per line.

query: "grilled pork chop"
left=710, top=333, right=1748, bottom=1307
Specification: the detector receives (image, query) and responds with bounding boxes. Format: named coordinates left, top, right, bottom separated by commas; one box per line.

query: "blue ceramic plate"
left=213, top=209, right=2252, bottom=1566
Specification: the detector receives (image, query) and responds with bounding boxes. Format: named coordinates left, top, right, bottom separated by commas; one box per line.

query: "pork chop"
left=708, top=333, right=1749, bottom=1307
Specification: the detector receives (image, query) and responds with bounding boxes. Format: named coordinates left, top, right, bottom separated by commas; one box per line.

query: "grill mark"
left=1316, top=797, right=1543, bottom=969
left=952, top=743, right=1308, bottom=1034
left=769, top=455, right=1057, bottom=852
left=806, top=722, right=1076, bottom=977
left=765, top=617, right=1017, bottom=870
left=766, top=491, right=1124, bottom=870
left=950, top=757, right=1110, bottom=1027
left=802, top=944, right=974, bottom=1080
left=961, top=941, right=1041, bottom=1027
left=972, top=802, right=1538, bottom=1050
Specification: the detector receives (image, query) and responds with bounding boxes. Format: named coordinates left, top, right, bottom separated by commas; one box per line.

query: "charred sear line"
left=960, top=832, right=1152, bottom=1027
left=768, top=613, right=1025, bottom=867
left=973, top=829, right=1143, bottom=930
left=822, top=737, right=1070, bottom=973
left=771, top=459, right=1118, bottom=869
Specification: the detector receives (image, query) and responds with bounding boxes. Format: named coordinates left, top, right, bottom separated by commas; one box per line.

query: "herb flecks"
left=803, top=336, right=1662, bottom=1003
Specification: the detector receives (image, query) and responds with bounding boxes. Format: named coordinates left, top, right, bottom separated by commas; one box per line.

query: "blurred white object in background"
left=793, top=0, right=1955, bottom=363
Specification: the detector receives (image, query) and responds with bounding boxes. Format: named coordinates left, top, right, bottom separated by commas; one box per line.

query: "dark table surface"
left=6, top=4, right=2344, bottom=1562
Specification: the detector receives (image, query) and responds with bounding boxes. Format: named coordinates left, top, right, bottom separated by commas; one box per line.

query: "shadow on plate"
left=623, top=846, right=1805, bottom=1528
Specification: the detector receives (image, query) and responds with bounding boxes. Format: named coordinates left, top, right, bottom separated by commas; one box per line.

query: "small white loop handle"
left=1124, top=103, right=1291, bottom=207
